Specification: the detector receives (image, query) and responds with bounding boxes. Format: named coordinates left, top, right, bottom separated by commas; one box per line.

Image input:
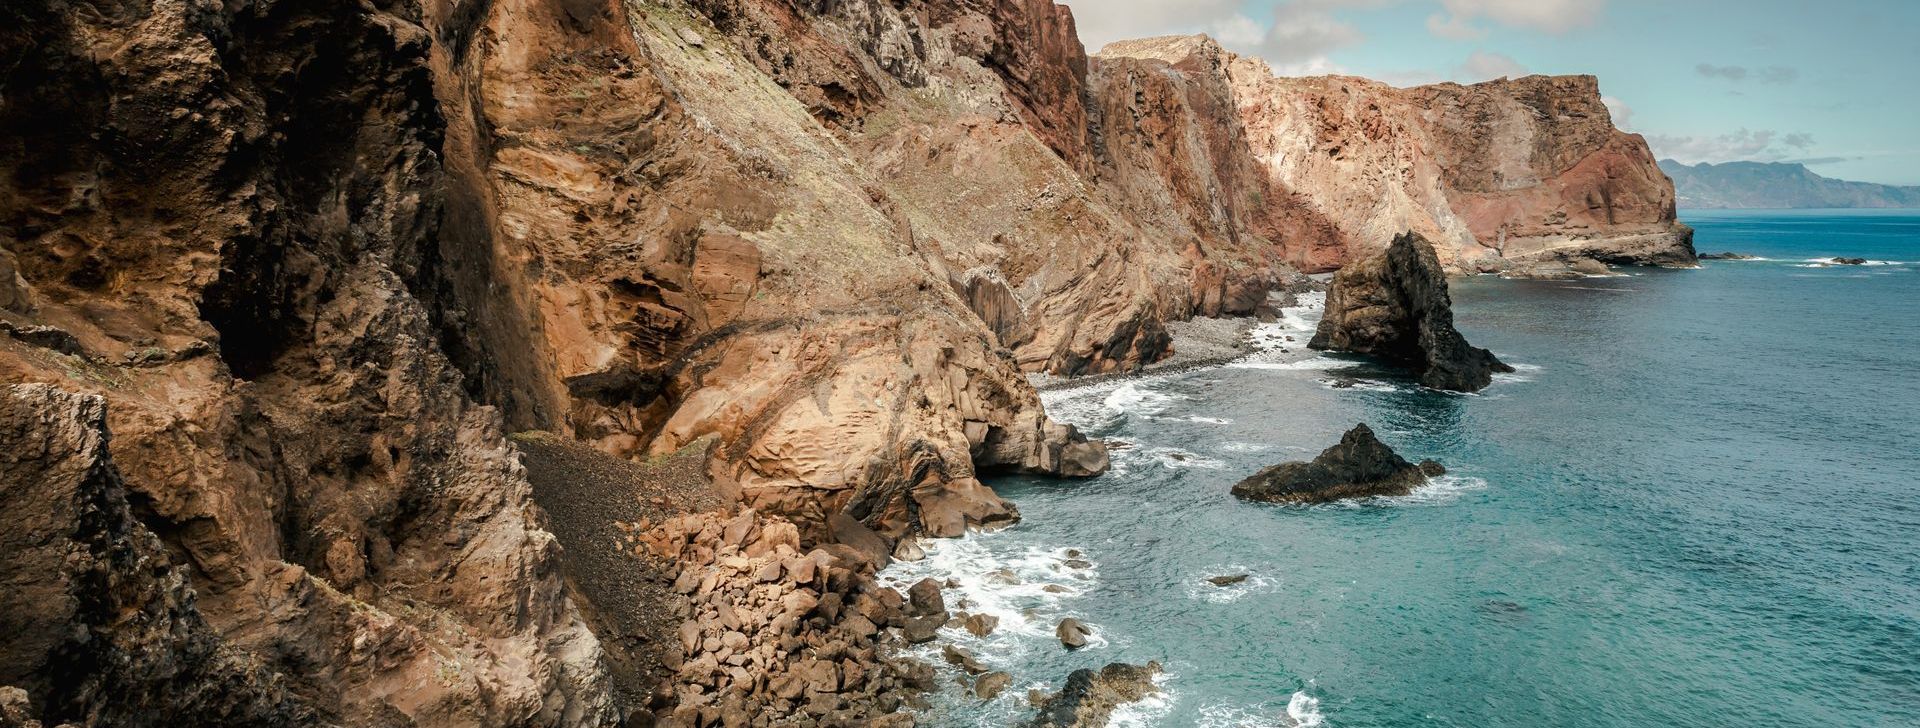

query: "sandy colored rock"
left=1100, top=36, right=1694, bottom=272
left=1055, top=618, right=1093, bottom=649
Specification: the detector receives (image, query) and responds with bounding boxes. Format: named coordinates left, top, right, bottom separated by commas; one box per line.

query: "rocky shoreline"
left=0, top=0, right=1689, bottom=724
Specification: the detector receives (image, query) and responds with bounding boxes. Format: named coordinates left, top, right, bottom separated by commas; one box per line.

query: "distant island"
left=1661, top=159, right=1920, bottom=209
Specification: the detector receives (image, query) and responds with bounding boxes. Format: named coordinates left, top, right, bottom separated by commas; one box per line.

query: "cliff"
left=1661, top=160, right=1920, bottom=209
left=0, top=3, right=1684, bottom=725
left=1102, top=36, right=1696, bottom=271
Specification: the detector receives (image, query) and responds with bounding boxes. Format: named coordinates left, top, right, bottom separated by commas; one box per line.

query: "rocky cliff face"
left=1311, top=232, right=1515, bottom=392
left=0, top=2, right=1686, bottom=724
left=1103, top=36, right=1696, bottom=272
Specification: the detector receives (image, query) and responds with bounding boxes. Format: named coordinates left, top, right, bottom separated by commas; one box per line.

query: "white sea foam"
left=1796, top=257, right=1909, bottom=267
left=1363, top=474, right=1489, bottom=506
left=1230, top=355, right=1346, bottom=371
left=1039, top=367, right=1194, bottom=430
left=1186, top=568, right=1277, bottom=604
left=1108, top=670, right=1177, bottom=727
left=1221, top=441, right=1279, bottom=453
left=1286, top=691, right=1329, bottom=727
left=1492, top=362, right=1541, bottom=385
left=878, top=533, right=1110, bottom=681
left=1316, top=377, right=1400, bottom=392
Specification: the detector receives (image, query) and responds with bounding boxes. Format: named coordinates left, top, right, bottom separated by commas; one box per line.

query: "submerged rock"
left=974, top=671, right=1013, bottom=701
left=1310, top=232, right=1515, bottom=392
left=1022, top=662, right=1163, bottom=728
left=1833, top=257, right=1868, bottom=265
left=1231, top=424, right=1445, bottom=504
left=1207, top=574, right=1250, bottom=587
left=1699, top=251, right=1759, bottom=260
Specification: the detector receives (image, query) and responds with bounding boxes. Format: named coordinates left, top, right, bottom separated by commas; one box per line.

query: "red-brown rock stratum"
left=0, top=1, right=1689, bottom=724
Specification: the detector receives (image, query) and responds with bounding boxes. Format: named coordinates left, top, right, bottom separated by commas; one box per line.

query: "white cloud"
left=1069, top=0, right=1381, bottom=74
left=1695, top=63, right=1800, bottom=85
left=1068, top=0, right=1246, bottom=52
left=1258, top=2, right=1369, bottom=66
left=1432, top=0, right=1605, bottom=35
left=1425, top=12, right=1487, bottom=40
left=1601, top=95, right=1634, bottom=130
left=1455, top=50, right=1528, bottom=82
left=1647, top=129, right=1825, bottom=164
left=1210, top=14, right=1269, bottom=47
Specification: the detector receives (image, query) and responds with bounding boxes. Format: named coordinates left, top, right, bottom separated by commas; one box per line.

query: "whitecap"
left=878, top=535, right=1111, bottom=676
left=1229, top=355, right=1346, bottom=371
left=1108, top=670, right=1177, bottom=727
left=1186, top=569, right=1277, bottom=604
left=1316, top=377, right=1399, bottom=392
left=1106, top=444, right=1226, bottom=472
left=1286, top=691, right=1329, bottom=727
left=1801, top=257, right=1904, bottom=266
left=1220, top=441, right=1278, bottom=453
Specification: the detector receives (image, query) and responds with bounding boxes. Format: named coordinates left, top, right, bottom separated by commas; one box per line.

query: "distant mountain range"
left=1660, top=159, right=1920, bottom=209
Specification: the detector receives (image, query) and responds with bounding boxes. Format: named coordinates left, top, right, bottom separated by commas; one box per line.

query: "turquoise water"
left=887, top=210, right=1920, bottom=726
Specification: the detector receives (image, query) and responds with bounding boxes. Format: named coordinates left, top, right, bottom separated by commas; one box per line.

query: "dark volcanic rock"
left=1231, top=424, right=1445, bottom=504
left=1699, top=252, right=1758, bottom=260
left=0, top=385, right=308, bottom=727
left=1832, top=257, right=1868, bottom=265
left=1022, top=662, right=1163, bottom=728
left=1310, top=232, right=1515, bottom=392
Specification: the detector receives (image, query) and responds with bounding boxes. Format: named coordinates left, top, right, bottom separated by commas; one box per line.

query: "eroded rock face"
left=1, top=385, right=309, bottom=727
left=1310, top=232, right=1516, bottom=392
left=1023, top=661, right=1163, bottom=728
left=1102, top=37, right=1695, bottom=272
left=1231, top=424, right=1445, bottom=504
left=0, top=2, right=614, bottom=724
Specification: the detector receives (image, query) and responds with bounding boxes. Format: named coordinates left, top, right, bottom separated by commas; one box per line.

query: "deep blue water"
left=885, top=210, right=1920, bottom=727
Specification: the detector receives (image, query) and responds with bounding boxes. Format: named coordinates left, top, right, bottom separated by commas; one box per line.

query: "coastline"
left=1031, top=286, right=1331, bottom=395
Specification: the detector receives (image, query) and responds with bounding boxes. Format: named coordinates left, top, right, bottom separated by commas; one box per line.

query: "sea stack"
left=1310, top=232, right=1516, bottom=392
left=1231, top=424, right=1445, bottom=504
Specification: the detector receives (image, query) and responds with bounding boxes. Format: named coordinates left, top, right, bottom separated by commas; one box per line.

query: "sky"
left=1065, top=0, right=1920, bottom=186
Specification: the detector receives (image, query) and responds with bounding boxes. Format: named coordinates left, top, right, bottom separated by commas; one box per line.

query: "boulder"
left=829, top=513, right=894, bottom=570
left=962, top=613, right=1000, bottom=638
left=901, top=614, right=945, bottom=644
left=906, top=579, right=946, bottom=617
left=1231, top=424, right=1445, bottom=504
left=1699, top=252, right=1758, bottom=260
left=974, top=672, right=1012, bottom=701
left=1055, top=618, right=1092, bottom=649
left=1207, top=574, right=1249, bottom=587
left=942, top=645, right=987, bottom=675
left=1310, top=232, right=1514, bottom=392
left=892, top=539, right=926, bottom=562
left=1022, top=662, right=1162, bottom=727
left=1833, top=257, right=1868, bottom=265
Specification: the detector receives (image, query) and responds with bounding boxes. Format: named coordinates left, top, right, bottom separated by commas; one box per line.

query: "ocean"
left=881, top=209, right=1920, bottom=727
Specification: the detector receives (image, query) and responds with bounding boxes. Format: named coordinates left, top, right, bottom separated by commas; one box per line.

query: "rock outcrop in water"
left=1311, top=233, right=1516, bottom=392
left=0, top=1, right=1678, bottom=722
left=1023, top=661, right=1163, bottom=728
left=1232, top=424, right=1445, bottom=504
